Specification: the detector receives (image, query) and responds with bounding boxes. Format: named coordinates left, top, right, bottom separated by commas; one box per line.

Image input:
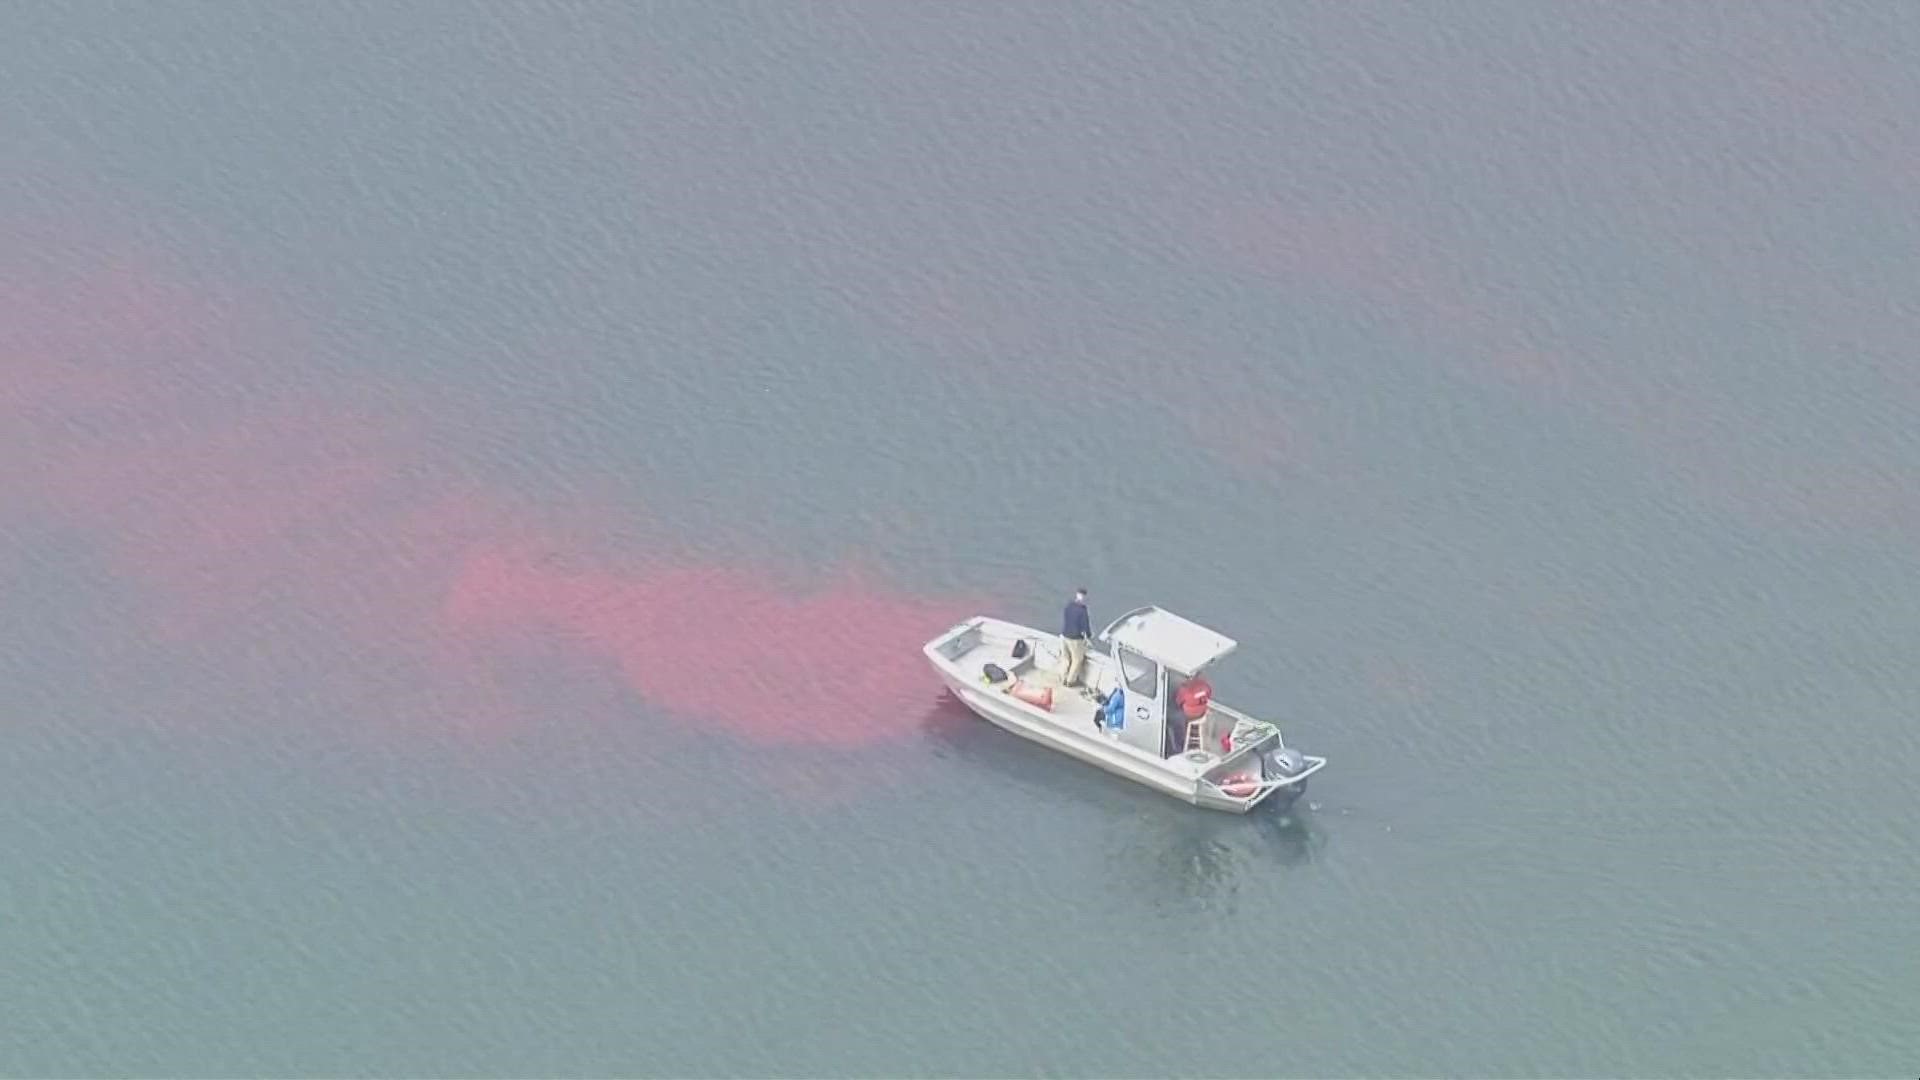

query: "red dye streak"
left=1364, top=657, right=1432, bottom=706
left=1164, top=387, right=1313, bottom=477
left=5, top=242, right=989, bottom=769
left=443, top=542, right=982, bottom=749
left=1203, top=202, right=1548, bottom=393
left=1193, top=196, right=1920, bottom=541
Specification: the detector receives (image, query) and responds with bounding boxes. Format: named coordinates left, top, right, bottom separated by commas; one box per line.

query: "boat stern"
left=1198, top=744, right=1326, bottom=814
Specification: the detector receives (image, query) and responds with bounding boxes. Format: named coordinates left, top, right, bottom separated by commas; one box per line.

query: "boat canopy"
left=1099, top=605, right=1238, bottom=674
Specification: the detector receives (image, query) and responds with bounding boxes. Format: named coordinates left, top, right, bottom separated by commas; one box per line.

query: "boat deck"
left=945, top=628, right=1108, bottom=731
left=1004, top=658, right=1106, bottom=730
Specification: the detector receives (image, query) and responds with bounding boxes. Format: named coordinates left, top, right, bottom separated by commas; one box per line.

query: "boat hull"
left=925, top=616, right=1323, bottom=815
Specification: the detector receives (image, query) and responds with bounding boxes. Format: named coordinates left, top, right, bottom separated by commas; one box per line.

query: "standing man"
left=1061, top=587, right=1092, bottom=687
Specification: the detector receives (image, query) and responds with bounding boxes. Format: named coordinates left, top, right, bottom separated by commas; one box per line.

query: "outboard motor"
left=1261, top=746, right=1308, bottom=813
left=1264, top=746, right=1307, bottom=777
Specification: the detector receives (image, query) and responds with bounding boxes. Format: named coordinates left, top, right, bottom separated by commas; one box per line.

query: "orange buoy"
left=1218, top=773, right=1260, bottom=798
left=1006, top=679, right=1054, bottom=711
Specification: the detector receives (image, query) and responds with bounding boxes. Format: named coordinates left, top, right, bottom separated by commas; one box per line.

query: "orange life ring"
left=1217, top=773, right=1260, bottom=798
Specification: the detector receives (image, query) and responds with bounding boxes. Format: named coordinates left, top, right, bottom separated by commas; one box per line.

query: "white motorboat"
left=923, top=605, right=1325, bottom=813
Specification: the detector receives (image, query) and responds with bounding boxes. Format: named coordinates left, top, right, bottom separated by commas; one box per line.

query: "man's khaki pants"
left=1061, top=636, right=1088, bottom=687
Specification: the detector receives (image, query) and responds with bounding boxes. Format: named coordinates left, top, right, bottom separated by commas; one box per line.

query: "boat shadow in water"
left=920, top=693, right=1327, bottom=910
left=1108, top=803, right=1326, bottom=915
